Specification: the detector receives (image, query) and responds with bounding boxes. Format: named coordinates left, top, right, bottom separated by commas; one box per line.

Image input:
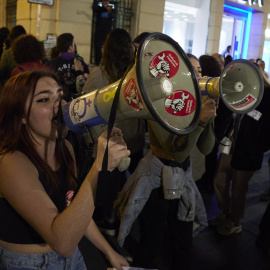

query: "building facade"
left=0, top=0, right=270, bottom=69
left=163, top=0, right=269, bottom=63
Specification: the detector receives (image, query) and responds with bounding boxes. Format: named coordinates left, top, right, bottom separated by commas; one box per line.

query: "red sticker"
left=228, top=64, right=235, bottom=70
left=165, top=90, right=196, bottom=116
left=230, top=94, right=256, bottom=109
left=65, top=190, right=74, bottom=207
left=124, top=78, right=143, bottom=111
left=149, top=51, right=179, bottom=78
left=223, top=64, right=235, bottom=77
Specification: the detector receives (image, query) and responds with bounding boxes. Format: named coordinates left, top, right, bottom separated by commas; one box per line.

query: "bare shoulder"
left=0, top=151, right=37, bottom=175
left=0, top=151, right=38, bottom=197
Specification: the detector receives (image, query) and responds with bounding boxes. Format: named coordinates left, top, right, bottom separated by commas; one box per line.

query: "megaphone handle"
left=117, top=157, right=131, bottom=172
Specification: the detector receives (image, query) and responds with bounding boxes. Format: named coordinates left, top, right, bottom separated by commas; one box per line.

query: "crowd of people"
left=0, top=10, right=270, bottom=270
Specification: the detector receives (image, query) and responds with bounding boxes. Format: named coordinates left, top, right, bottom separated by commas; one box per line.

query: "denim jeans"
left=0, top=246, right=87, bottom=270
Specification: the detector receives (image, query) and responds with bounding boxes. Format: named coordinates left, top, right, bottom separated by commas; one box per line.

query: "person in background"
left=259, top=161, right=270, bottom=201
left=224, top=55, right=233, bottom=67
left=133, top=32, right=149, bottom=49
left=92, top=0, right=116, bottom=66
left=193, top=55, right=233, bottom=193
left=257, top=58, right=269, bottom=79
left=222, top=45, right=232, bottom=58
left=256, top=201, right=270, bottom=254
left=212, top=53, right=225, bottom=71
left=187, top=54, right=206, bottom=183
left=0, top=27, right=9, bottom=59
left=0, top=25, right=26, bottom=89
left=10, top=34, right=51, bottom=77
left=49, top=46, right=60, bottom=61
left=48, top=33, right=89, bottom=101
left=187, top=53, right=202, bottom=79
left=2, top=38, right=10, bottom=52
left=211, top=64, right=270, bottom=235
left=249, top=58, right=256, bottom=63
left=115, top=53, right=217, bottom=270
left=0, top=70, right=130, bottom=270
left=83, top=28, right=144, bottom=237
left=258, top=61, right=270, bottom=202
left=199, top=55, right=221, bottom=77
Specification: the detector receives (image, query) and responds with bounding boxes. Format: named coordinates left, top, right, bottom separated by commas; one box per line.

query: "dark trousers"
left=133, top=187, right=193, bottom=270
left=257, top=203, right=270, bottom=249
left=94, top=169, right=126, bottom=222
left=128, top=150, right=144, bottom=175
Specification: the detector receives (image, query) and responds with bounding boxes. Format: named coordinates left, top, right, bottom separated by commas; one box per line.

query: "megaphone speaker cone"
left=220, top=59, right=264, bottom=114
left=136, top=32, right=201, bottom=135
left=63, top=32, right=202, bottom=135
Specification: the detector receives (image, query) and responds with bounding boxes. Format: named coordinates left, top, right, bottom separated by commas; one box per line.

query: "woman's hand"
left=200, top=98, right=217, bottom=124
left=106, top=250, right=129, bottom=270
left=94, top=127, right=130, bottom=171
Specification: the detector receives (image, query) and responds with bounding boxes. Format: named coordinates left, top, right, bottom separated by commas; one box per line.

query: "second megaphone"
left=198, top=59, right=264, bottom=114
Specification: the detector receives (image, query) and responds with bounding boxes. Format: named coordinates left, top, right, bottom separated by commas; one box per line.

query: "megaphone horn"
left=198, top=59, right=264, bottom=114
left=63, top=32, right=202, bottom=135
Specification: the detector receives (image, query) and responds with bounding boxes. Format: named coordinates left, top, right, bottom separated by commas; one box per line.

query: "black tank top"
left=0, top=155, right=78, bottom=244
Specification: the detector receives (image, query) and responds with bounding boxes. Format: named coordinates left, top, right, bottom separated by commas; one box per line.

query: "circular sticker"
left=149, top=50, right=179, bottom=79
left=124, top=78, right=143, bottom=111
left=165, top=90, right=196, bottom=116
left=65, top=190, right=74, bottom=207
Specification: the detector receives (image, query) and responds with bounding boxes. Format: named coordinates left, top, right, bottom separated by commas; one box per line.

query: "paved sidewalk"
left=190, top=152, right=270, bottom=270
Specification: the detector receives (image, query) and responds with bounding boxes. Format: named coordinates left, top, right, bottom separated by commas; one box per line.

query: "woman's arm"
left=84, top=220, right=129, bottom=270
left=0, top=128, right=130, bottom=258
left=0, top=151, right=96, bottom=257
left=196, top=99, right=217, bottom=155
left=196, top=120, right=215, bottom=155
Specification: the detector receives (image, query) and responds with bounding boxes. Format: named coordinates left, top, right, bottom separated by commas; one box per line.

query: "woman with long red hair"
left=0, top=71, right=130, bottom=269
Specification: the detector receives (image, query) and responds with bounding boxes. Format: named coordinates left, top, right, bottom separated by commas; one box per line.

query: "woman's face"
left=23, top=76, right=68, bottom=144
left=189, top=57, right=202, bottom=80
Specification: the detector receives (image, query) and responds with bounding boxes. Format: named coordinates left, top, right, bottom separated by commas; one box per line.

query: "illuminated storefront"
left=163, top=0, right=269, bottom=70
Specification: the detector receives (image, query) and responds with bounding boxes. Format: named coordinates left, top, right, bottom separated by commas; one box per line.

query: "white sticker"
left=247, top=110, right=262, bottom=121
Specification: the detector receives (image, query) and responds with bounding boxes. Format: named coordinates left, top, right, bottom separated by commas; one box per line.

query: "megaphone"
left=63, top=32, right=202, bottom=136
left=198, top=59, right=264, bottom=113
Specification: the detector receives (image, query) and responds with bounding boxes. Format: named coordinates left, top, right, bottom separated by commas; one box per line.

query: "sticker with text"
left=222, top=64, right=235, bottom=77
left=230, top=94, right=257, bottom=109
left=149, top=50, right=179, bottom=78
left=124, top=78, right=143, bottom=111
left=65, top=191, right=74, bottom=207
left=165, top=90, right=196, bottom=116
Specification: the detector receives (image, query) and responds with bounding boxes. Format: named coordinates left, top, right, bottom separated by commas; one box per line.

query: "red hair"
left=0, top=71, right=77, bottom=193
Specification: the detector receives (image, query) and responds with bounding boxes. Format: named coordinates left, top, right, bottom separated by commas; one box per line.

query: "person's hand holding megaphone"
left=93, top=127, right=131, bottom=172
left=200, top=98, right=217, bottom=124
